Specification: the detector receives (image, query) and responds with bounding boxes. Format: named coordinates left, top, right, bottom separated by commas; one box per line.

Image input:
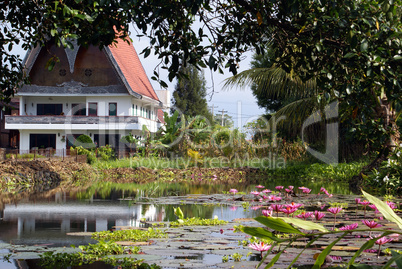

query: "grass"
left=92, top=156, right=368, bottom=182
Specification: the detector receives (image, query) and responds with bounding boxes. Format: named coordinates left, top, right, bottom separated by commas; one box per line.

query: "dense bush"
left=74, top=134, right=96, bottom=149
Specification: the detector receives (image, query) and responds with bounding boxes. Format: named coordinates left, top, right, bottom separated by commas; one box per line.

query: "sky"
left=11, top=31, right=266, bottom=131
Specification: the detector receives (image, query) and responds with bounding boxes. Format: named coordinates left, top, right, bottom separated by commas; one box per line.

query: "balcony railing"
left=5, top=115, right=139, bottom=125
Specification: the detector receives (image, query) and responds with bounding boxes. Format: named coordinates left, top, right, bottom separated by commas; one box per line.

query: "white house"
left=5, top=37, right=169, bottom=153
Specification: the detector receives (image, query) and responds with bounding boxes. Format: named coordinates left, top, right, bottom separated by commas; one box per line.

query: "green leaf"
left=264, top=241, right=293, bottom=268
left=173, top=207, right=184, bottom=220
left=362, top=190, right=402, bottom=229
left=344, top=52, right=357, bottom=58
left=256, top=216, right=304, bottom=235
left=360, top=40, right=369, bottom=52
left=347, top=234, right=389, bottom=266
left=280, top=217, right=328, bottom=232
left=391, top=250, right=402, bottom=269
left=287, top=235, right=324, bottom=269
left=382, top=250, right=402, bottom=269
left=241, top=227, right=285, bottom=242
left=312, top=232, right=348, bottom=269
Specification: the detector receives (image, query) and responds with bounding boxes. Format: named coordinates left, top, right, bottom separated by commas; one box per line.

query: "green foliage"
left=96, top=145, right=114, bottom=161
left=72, top=146, right=96, bottom=164
left=365, top=147, right=402, bottom=195
left=5, top=153, right=45, bottom=159
left=92, top=228, right=167, bottom=242
left=74, top=134, right=95, bottom=149
left=171, top=65, right=212, bottom=122
left=169, top=217, right=228, bottom=228
left=242, top=191, right=402, bottom=268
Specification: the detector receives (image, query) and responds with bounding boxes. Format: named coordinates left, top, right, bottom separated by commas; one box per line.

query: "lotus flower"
left=281, top=207, right=297, bottom=216
left=362, top=219, right=381, bottom=237
left=327, top=207, right=342, bottom=229
left=314, top=210, right=326, bottom=221
left=302, top=188, right=312, bottom=194
left=251, top=191, right=260, bottom=196
left=229, top=189, right=238, bottom=194
left=262, top=189, right=272, bottom=193
left=295, top=211, right=314, bottom=220
left=262, top=209, right=273, bottom=217
left=362, top=220, right=382, bottom=229
left=359, top=200, right=370, bottom=218
left=373, top=235, right=393, bottom=257
left=271, top=204, right=283, bottom=217
left=339, top=223, right=358, bottom=231
left=320, top=187, right=327, bottom=193
left=268, top=195, right=282, bottom=202
left=387, top=201, right=397, bottom=210
left=255, top=185, right=265, bottom=189
left=275, top=186, right=284, bottom=191
left=248, top=242, right=272, bottom=258
left=286, top=202, right=303, bottom=209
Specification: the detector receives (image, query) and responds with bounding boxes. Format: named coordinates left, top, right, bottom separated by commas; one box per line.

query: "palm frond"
left=223, top=66, right=317, bottom=100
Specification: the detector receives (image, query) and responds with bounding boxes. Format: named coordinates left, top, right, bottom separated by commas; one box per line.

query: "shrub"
left=74, top=134, right=96, bottom=149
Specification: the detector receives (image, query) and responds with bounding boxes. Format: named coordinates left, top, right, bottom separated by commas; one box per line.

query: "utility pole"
left=218, top=109, right=227, bottom=126
left=209, top=105, right=218, bottom=122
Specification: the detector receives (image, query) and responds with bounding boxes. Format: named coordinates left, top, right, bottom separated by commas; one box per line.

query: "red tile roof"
left=157, top=109, right=166, bottom=124
left=109, top=39, right=159, bottom=101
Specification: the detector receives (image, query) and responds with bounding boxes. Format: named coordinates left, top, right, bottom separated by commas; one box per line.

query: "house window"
left=88, top=103, right=97, bottom=116
left=136, top=105, right=138, bottom=116
left=132, top=104, right=134, bottom=116
left=72, top=103, right=86, bottom=116
left=37, top=104, right=63, bottom=115
left=30, top=134, right=56, bottom=149
left=109, top=103, right=117, bottom=116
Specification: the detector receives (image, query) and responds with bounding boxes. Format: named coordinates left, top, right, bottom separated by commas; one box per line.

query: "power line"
left=218, top=109, right=228, bottom=126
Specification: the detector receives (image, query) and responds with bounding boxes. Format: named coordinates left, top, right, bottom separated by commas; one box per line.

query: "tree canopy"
left=171, top=65, right=212, bottom=122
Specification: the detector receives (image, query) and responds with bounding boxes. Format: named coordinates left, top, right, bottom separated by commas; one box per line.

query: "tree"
left=171, top=65, right=213, bottom=122
left=2, top=1, right=401, bottom=169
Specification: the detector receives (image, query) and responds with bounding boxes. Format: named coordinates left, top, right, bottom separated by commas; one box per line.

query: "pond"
left=1, top=179, right=379, bottom=269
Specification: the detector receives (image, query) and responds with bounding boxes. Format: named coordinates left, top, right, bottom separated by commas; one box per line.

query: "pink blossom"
left=271, top=204, right=283, bottom=213
left=281, top=207, right=297, bottom=215
left=387, top=201, right=397, bottom=210
left=275, top=186, right=284, bottom=191
left=288, top=185, right=294, bottom=190
left=359, top=200, right=370, bottom=206
left=375, top=236, right=393, bottom=246
left=362, top=220, right=382, bottom=229
left=229, top=189, right=238, bottom=194
left=268, top=195, right=282, bottom=201
left=285, top=188, right=293, bottom=193
left=251, top=191, right=260, bottom=196
left=295, top=211, right=314, bottom=220
left=299, top=186, right=308, bottom=191
left=251, top=206, right=262, bottom=210
left=302, top=188, right=312, bottom=194
left=368, top=204, right=377, bottom=210
left=285, top=202, right=303, bottom=209
left=327, top=207, right=343, bottom=215
left=262, top=189, right=272, bottom=193
left=320, top=187, right=327, bottom=193
left=314, top=211, right=326, bottom=221
left=262, top=209, right=273, bottom=217
left=355, top=198, right=361, bottom=204
left=339, top=223, right=358, bottom=231
left=248, top=242, right=272, bottom=252
left=230, top=206, right=238, bottom=211
left=220, top=229, right=224, bottom=234
left=255, top=185, right=265, bottom=189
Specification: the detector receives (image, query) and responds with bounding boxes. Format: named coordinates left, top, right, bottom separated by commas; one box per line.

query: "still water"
left=0, top=180, right=351, bottom=268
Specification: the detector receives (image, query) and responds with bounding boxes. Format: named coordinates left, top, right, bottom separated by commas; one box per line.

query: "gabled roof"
left=107, top=38, right=160, bottom=102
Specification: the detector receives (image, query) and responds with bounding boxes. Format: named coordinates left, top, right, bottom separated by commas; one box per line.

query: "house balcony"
left=5, top=115, right=142, bottom=131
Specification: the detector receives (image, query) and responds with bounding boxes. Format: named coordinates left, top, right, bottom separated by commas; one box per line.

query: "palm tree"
left=224, top=65, right=322, bottom=140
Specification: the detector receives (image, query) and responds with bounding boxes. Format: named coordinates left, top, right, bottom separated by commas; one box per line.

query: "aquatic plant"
left=248, top=242, right=272, bottom=259
left=169, top=217, right=228, bottom=227
left=241, top=191, right=402, bottom=268
left=327, top=207, right=342, bottom=229
left=339, top=223, right=358, bottom=231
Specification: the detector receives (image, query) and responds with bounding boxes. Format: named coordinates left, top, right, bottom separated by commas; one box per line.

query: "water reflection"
left=0, top=179, right=351, bottom=246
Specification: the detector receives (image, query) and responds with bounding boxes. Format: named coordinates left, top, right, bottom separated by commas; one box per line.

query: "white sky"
left=10, top=32, right=266, bottom=131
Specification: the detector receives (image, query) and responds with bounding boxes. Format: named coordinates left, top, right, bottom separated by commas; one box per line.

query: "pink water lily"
left=359, top=200, right=370, bottom=218
left=362, top=220, right=382, bottom=229
left=302, top=188, right=312, bottom=194
left=281, top=207, right=297, bottom=216
left=320, top=187, right=327, bottom=193
left=251, top=191, right=260, bottom=196
left=255, top=185, right=265, bottom=189
left=275, top=186, right=284, bottom=191
left=271, top=204, right=283, bottom=217
left=262, top=189, right=272, bottom=193
left=339, top=223, right=358, bottom=231
left=285, top=202, right=303, bottom=209
left=248, top=242, right=272, bottom=258
left=295, top=211, right=314, bottom=220
left=373, top=235, right=393, bottom=257
left=229, top=189, right=238, bottom=194
left=268, top=195, right=282, bottom=202
left=288, top=185, right=294, bottom=190
left=262, top=209, right=273, bottom=217
left=314, top=210, right=326, bottom=221
left=327, top=207, right=342, bottom=229
left=386, top=201, right=397, bottom=210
